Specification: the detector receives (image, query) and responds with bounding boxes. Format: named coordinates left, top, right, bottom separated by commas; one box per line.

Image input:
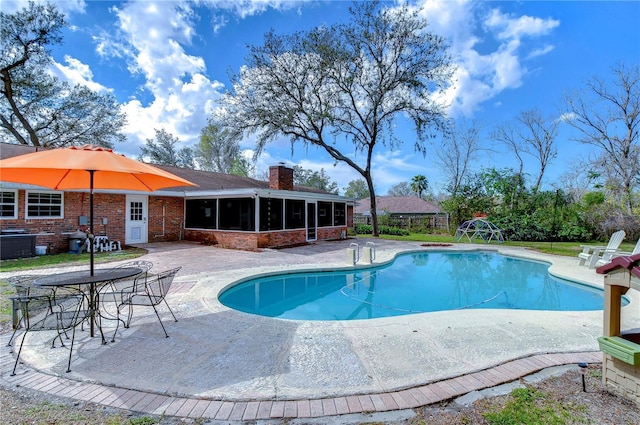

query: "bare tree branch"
left=222, top=1, right=454, bottom=235
left=564, top=63, right=640, bottom=213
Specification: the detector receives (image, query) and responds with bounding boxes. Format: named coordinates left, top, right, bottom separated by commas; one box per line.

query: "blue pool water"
left=219, top=251, right=610, bottom=320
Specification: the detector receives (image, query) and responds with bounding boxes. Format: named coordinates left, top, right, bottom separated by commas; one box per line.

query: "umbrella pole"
left=90, top=170, right=94, bottom=276
left=89, top=170, right=95, bottom=337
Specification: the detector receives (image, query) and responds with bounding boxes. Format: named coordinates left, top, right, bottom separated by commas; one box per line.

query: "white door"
left=125, top=195, right=148, bottom=244
left=306, top=202, right=317, bottom=242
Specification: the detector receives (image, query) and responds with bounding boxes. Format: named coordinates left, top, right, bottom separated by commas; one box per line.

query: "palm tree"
left=411, top=175, right=429, bottom=199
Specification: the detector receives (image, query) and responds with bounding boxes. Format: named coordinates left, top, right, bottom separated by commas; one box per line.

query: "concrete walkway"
left=1, top=239, right=636, bottom=422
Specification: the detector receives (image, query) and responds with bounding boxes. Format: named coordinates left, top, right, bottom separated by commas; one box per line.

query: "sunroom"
left=183, top=190, right=350, bottom=250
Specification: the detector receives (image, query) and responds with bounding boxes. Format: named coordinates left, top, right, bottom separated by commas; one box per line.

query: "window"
left=259, top=198, right=283, bottom=231
left=0, top=190, right=17, bottom=219
left=317, top=201, right=333, bottom=227
left=285, top=199, right=305, bottom=229
left=219, top=198, right=255, bottom=231
left=185, top=199, right=217, bottom=229
left=129, top=201, right=143, bottom=221
left=26, top=191, right=63, bottom=218
left=334, top=203, right=346, bottom=226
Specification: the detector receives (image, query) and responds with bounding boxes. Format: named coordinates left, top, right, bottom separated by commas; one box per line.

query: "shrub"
left=354, top=224, right=372, bottom=234
left=378, top=225, right=410, bottom=236
left=353, top=224, right=409, bottom=236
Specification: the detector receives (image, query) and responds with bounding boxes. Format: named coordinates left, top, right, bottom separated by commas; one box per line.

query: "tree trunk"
left=366, top=175, right=379, bottom=237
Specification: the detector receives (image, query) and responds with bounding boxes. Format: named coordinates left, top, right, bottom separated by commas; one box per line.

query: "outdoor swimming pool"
left=219, top=250, right=611, bottom=320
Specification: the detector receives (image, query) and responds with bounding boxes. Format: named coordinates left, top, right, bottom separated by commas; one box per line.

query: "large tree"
left=293, top=165, right=339, bottom=194
left=411, top=174, right=430, bottom=199
left=222, top=1, right=453, bottom=236
left=564, top=63, right=640, bottom=214
left=343, top=179, right=370, bottom=199
left=387, top=181, right=413, bottom=196
left=194, top=117, right=250, bottom=175
left=139, top=128, right=194, bottom=168
left=0, top=2, right=126, bottom=148
left=518, top=109, right=558, bottom=193
left=492, top=109, right=558, bottom=194
left=436, top=120, right=482, bottom=197
left=435, top=120, right=483, bottom=225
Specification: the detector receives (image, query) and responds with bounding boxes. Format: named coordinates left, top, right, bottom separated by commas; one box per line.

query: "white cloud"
left=201, top=0, right=306, bottom=19
left=527, top=45, right=555, bottom=59
left=559, top=112, right=577, bottom=123
left=211, top=14, right=229, bottom=34
left=52, top=56, right=109, bottom=92
left=101, top=1, right=225, bottom=150
left=367, top=150, right=441, bottom=194
left=484, top=9, right=560, bottom=41
left=413, top=0, right=559, bottom=117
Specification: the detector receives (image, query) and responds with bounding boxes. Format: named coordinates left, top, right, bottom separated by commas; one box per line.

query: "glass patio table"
left=34, top=267, right=142, bottom=340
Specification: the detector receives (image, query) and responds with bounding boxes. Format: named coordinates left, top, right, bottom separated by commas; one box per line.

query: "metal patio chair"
left=98, top=260, right=153, bottom=342
left=118, top=267, right=181, bottom=338
left=10, top=291, right=91, bottom=375
left=6, top=275, right=54, bottom=346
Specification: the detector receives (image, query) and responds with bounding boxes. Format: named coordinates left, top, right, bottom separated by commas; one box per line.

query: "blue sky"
left=3, top=0, right=639, bottom=195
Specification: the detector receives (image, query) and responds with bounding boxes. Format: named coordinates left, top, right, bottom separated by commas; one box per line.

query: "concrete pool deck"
left=1, top=239, right=638, bottom=422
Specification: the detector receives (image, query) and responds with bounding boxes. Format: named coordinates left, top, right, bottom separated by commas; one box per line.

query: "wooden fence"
left=353, top=214, right=449, bottom=232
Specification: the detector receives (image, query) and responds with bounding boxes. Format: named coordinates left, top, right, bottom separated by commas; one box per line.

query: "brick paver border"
left=1, top=347, right=601, bottom=421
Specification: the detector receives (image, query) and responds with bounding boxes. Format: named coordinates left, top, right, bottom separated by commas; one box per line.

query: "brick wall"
left=183, top=229, right=217, bottom=246
left=1, top=191, right=188, bottom=254
left=1, top=190, right=126, bottom=254
left=257, top=229, right=307, bottom=248
left=269, top=165, right=294, bottom=191
left=184, top=226, right=348, bottom=250
left=184, top=229, right=260, bottom=250
left=602, top=353, right=640, bottom=406
left=148, top=196, right=184, bottom=242
left=317, top=227, right=346, bottom=240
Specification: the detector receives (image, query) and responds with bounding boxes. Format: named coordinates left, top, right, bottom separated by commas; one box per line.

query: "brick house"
left=354, top=196, right=448, bottom=230
left=0, top=142, right=353, bottom=256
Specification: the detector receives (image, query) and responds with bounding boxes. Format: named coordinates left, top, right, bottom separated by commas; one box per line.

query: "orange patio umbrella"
left=0, top=144, right=197, bottom=274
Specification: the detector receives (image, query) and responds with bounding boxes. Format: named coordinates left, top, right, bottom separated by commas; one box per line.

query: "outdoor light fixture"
left=578, top=362, right=588, bottom=392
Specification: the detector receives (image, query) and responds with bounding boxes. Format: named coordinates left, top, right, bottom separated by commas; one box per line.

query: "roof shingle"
left=0, top=142, right=329, bottom=194
left=355, top=196, right=442, bottom=215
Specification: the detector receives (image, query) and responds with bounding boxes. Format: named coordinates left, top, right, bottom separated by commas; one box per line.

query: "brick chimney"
left=269, top=164, right=294, bottom=191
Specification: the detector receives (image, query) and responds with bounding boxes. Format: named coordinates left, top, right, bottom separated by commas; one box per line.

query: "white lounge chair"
left=595, top=237, right=640, bottom=267
left=578, top=230, right=625, bottom=269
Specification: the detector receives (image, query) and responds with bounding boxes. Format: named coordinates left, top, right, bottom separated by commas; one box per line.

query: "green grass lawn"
left=0, top=247, right=147, bottom=273
left=373, top=233, right=637, bottom=258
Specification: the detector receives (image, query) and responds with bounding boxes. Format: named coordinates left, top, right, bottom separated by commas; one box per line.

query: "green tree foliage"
left=481, top=168, right=527, bottom=213
left=387, top=181, right=413, bottom=196
left=227, top=157, right=253, bottom=177
left=194, top=117, right=251, bottom=175
left=0, top=2, right=126, bottom=148
left=411, top=175, right=430, bottom=199
left=222, top=0, right=453, bottom=236
left=440, top=173, right=493, bottom=227
left=343, top=179, right=370, bottom=199
left=439, top=167, right=595, bottom=242
left=139, top=128, right=194, bottom=168
left=292, top=165, right=339, bottom=194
